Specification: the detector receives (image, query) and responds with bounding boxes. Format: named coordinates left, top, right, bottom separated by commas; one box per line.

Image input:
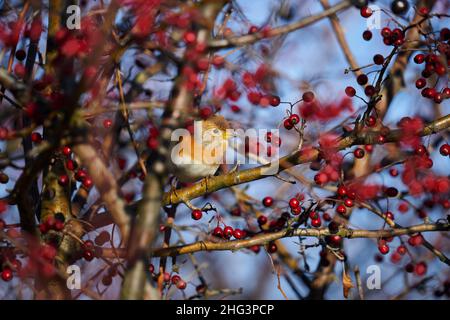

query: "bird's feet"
left=229, top=162, right=240, bottom=174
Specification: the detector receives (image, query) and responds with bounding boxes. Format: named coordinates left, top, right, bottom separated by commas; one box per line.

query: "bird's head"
left=201, top=115, right=234, bottom=142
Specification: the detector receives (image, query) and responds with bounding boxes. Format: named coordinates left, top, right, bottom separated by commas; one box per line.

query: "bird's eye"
left=213, top=128, right=220, bottom=134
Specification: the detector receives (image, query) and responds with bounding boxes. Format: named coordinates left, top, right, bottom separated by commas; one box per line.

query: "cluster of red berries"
left=283, top=113, right=300, bottom=130
left=56, top=146, right=94, bottom=190
left=440, top=144, right=450, bottom=157
left=308, top=211, right=322, bottom=228
left=0, top=249, right=21, bottom=282
left=288, top=197, right=302, bottom=215
left=335, top=185, right=356, bottom=217
left=39, top=215, right=65, bottom=234
left=381, top=27, right=405, bottom=47
left=212, top=225, right=246, bottom=240
left=414, top=51, right=449, bottom=104
left=191, top=209, right=202, bottom=220
left=405, top=261, right=427, bottom=276
left=101, top=266, right=118, bottom=287
left=258, top=212, right=290, bottom=231
left=81, top=240, right=96, bottom=262
left=146, top=126, right=159, bottom=151
left=161, top=273, right=187, bottom=290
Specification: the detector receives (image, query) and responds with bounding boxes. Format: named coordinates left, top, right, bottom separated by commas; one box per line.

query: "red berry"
left=314, top=172, right=328, bottom=185
left=418, top=7, right=429, bottom=16
left=373, top=54, right=384, bottom=65
left=414, top=261, right=427, bottom=276
left=439, top=144, right=450, bottom=156
left=365, top=115, right=376, bottom=127
left=289, top=198, right=300, bottom=209
left=54, top=220, right=65, bottom=231
left=328, top=221, right=340, bottom=233
left=289, top=114, right=300, bottom=125
left=1, top=268, right=13, bottom=282
left=82, top=239, right=94, bottom=250
left=309, top=211, right=319, bottom=220
left=414, top=54, right=425, bottom=64
left=233, top=228, right=244, bottom=239
left=270, top=95, right=280, bottom=107
left=385, top=187, right=398, bottom=197
left=283, top=118, right=293, bottom=130
left=345, top=86, right=356, bottom=97
left=326, top=235, right=342, bottom=247
left=39, top=223, right=48, bottom=234
left=75, top=169, right=87, bottom=181
left=378, top=243, right=390, bottom=255
left=102, top=275, right=113, bottom=286
left=212, top=55, right=225, bottom=68
left=354, top=148, right=365, bottom=159
left=103, top=119, right=113, bottom=128
left=248, top=25, right=258, bottom=34
left=31, top=132, right=42, bottom=143
left=434, top=93, right=443, bottom=104
left=223, top=226, right=233, bottom=238
left=62, top=146, right=72, bottom=157
left=15, top=49, right=26, bottom=61
left=176, top=280, right=187, bottom=290
left=302, top=91, right=315, bottom=103
left=82, top=177, right=93, bottom=189
left=311, top=218, right=321, bottom=227
left=58, top=174, right=69, bottom=186
left=415, top=78, right=426, bottom=89
left=415, top=144, right=427, bottom=156
left=337, top=185, right=347, bottom=197
left=262, top=196, right=274, bottom=207
left=443, top=87, right=450, bottom=97
left=289, top=206, right=300, bottom=215
left=344, top=198, right=354, bottom=207
left=267, top=242, right=277, bottom=253
left=385, top=211, right=394, bottom=220
left=405, top=263, right=414, bottom=273
left=95, top=231, right=111, bottom=246
left=230, top=207, right=241, bottom=216
left=397, top=245, right=407, bottom=255
left=171, top=274, right=181, bottom=285
left=357, top=74, right=368, bottom=85
left=364, top=85, right=376, bottom=97
left=360, top=6, right=373, bottom=18
left=212, top=226, right=223, bottom=238
left=381, top=27, right=391, bottom=38
left=83, top=249, right=94, bottom=261
left=66, top=159, right=75, bottom=171
left=336, top=204, right=347, bottom=215
left=362, top=30, right=372, bottom=41
left=191, top=209, right=202, bottom=221
left=408, top=234, right=424, bottom=247
left=183, top=31, right=196, bottom=44
left=257, top=215, right=268, bottom=225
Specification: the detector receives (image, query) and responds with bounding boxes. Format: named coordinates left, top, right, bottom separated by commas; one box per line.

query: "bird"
left=169, top=115, right=233, bottom=183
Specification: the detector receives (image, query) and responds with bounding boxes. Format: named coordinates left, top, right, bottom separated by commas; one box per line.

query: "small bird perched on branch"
left=169, top=115, right=234, bottom=183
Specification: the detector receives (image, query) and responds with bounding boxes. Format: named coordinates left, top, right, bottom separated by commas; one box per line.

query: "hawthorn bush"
left=0, top=0, right=449, bottom=300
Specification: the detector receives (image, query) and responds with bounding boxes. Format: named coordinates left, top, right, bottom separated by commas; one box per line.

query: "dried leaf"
left=342, top=269, right=354, bottom=299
